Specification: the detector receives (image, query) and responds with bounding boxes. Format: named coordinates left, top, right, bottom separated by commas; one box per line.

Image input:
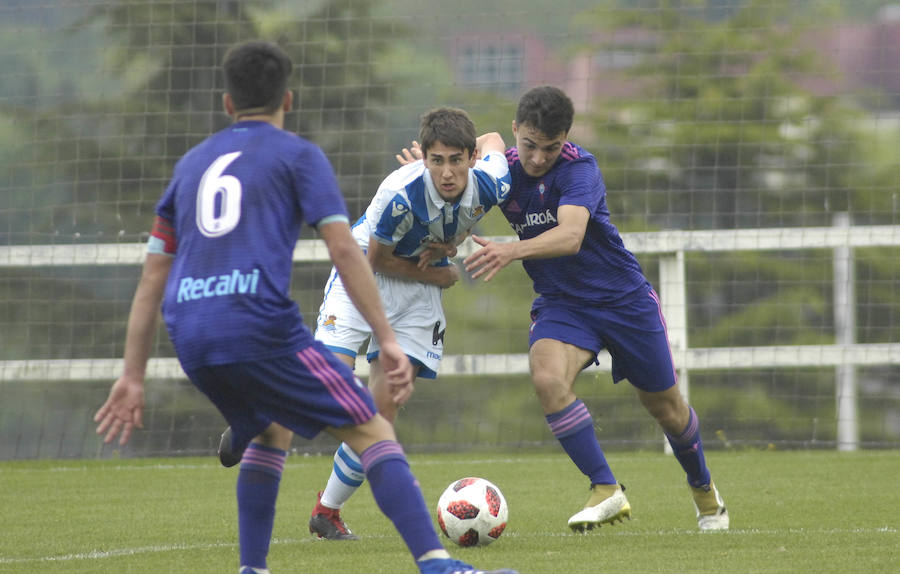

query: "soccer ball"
left=436, top=477, right=508, bottom=547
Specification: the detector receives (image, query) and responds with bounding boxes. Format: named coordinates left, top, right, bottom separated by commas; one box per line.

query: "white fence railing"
left=2, top=219, right=898, bottom=451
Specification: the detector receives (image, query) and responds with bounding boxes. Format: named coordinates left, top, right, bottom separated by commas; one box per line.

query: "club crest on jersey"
left=470, top=205, right=485, bottom=219
left=321, top=314, right=338, bottom=332
left=391, top=201, right=408, bottom=218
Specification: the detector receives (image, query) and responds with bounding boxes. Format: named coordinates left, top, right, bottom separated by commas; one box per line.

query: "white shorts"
left=314, top=268, right=445, bottom=378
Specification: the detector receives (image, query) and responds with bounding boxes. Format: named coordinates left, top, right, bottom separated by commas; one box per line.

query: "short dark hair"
left=515, top=85, right=574, bottom=137
left=222, top=40, right=293, bottom=115
left=418, top=107, right=477, bottom=157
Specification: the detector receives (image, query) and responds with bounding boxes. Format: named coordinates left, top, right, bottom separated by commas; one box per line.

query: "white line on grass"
left=3, top=526, right=895, bottom=565
left=0, top=536, right=331, bottom=565
left=0, top=542, right=235, bottom=565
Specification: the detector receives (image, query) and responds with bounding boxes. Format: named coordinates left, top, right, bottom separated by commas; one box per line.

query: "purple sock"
left=547, top=400, right=616, bottom=485
left=665, top=407, right=711, bottom=487
left=237, top=443, right=286, bottom=569
left=361, top=440, right=443, bottom=559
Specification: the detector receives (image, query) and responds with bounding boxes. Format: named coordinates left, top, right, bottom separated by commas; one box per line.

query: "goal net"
left=1, top=0, right=898, bottom=459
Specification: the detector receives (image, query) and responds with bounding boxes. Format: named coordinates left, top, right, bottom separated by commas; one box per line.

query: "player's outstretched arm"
left=462, top=234, right=517, bottom=282
left=318, top=220, right=414, bottom=390
left=464, top=205, right=590, bottom=281
left=94, top=253, right=172, bottom=445
left=512, top=204, right=590, bottom=258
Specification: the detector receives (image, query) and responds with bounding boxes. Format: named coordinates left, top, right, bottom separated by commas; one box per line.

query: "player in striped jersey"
left=461, top=85, right=728, bottom=532
left=93, top=40, right=517, bottom=574
left=307, top=108, right=511, bottom=540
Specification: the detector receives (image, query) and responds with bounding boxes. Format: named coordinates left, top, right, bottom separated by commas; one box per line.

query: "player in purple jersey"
left=93, top=40, right=517, bottom=574
left=462, top=86, right=729, bottom=532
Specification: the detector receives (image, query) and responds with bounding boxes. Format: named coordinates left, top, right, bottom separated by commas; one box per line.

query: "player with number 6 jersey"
left=94, top=40, right=517, bottom=574
left=152, top=121, right=344, bottom=370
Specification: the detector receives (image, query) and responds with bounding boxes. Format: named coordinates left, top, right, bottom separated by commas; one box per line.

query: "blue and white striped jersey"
left=351, top=150, right=511, bottom=265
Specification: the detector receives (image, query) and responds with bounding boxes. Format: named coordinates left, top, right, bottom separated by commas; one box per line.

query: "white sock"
left=320, top=442, right=364, bottom=509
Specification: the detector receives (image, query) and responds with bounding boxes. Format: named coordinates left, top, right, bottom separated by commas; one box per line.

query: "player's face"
left=424, top=141, right=476, bottom=202
left=513, top=121, right=567, bottom=178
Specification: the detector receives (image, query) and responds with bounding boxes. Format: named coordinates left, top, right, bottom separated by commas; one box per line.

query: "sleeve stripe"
left=147, top=236, right=175, bottom=256
left=149, top=215, right=177, bottom=255
left=316, top=214, right=350, bottom=227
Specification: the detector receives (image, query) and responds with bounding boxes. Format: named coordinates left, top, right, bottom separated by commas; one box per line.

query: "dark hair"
left=418, top=107, right=477, bottom=157
left=222, top=40, right=293, bottom=115
left=515, top=86, right=574, bottom=137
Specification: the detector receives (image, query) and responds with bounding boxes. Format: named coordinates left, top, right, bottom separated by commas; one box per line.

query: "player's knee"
left=337, top=414, right=397, bottom=454
left=531, top=372, right=570, bottom=409
left=377, top=402, right=399, bottom=423
left=640, top=391, right=688, bottom=430
left=369, top=379, right=399, bottom=420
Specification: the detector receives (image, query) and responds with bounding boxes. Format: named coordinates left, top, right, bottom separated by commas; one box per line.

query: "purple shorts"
left=186, top=341, right=376, bottom=445
left=529, top=287, right=677, bottom=392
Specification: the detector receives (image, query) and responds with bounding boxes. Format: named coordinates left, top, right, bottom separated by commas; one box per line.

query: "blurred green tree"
left=1, top=0, right=402, bottom=246
left=582, top=0, right=893, bottom=231
left=562, top=0, right=899, bottom=351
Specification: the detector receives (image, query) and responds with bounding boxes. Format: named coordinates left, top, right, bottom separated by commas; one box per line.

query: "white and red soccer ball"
left=436, top=477, right=508, bottom=547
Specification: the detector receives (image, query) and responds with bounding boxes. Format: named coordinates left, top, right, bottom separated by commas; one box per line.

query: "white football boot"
left=567, top=483, right=631, bottom=532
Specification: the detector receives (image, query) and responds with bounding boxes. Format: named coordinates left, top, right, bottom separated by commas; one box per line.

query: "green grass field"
left=1, top=450, right=898, bottom=573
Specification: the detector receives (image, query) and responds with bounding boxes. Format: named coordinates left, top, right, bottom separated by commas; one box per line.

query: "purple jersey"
left=502, top=142, right=647, bottom=304
left=155, top=121, right=349, bottom=370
